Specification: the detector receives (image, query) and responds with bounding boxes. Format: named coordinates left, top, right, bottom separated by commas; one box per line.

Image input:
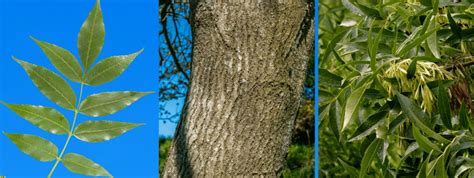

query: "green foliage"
left=282, top=144, right=315, bottom=178
left=319, top=0, right=474, bottom=177
left=1, top=0, right=151, bottom=177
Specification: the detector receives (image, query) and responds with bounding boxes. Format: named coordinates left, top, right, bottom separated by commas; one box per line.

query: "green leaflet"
left=4, top=132, right=58, bottom=162
left=0, top=102, right=70, bottom=134
left=62, top=153, right=111, bottom=177
left=343, top=83, right=369, bottom=131
left=359, top=138, right=382, bottom=178
left=412, top=124, right=442, bottom=153
left=329, top=101, right=341, bottom=140
left=437, top=81, right=452, bottom=129
left=13, top=57, right=77, bottom=110
left=407, top=59, right=417, bottom=79
left=74, top=120, right=142, bottom=142
left=31, top=37, right=83, bottom=83
left=78, top=0, right=105, bottom=71
left=85, top=49, right=143, bottom=86
left=459, top=102, right=469, bottom=130
left=396, top=26, right=440, bottom=57
left=79, top=91, right=153, bottom=117
left=349, top=111, right=388, bottom=142
left=396, top=93, right=450, bottom=144
left=426, top=16, right=440, bottom=59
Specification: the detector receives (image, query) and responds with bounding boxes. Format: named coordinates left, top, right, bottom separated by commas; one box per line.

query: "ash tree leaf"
left=329, top=101, right=341, bottom=140
left=31, top=37, right=83, bottom=83
left=85, top=49, right=144, bottom=86
left=396, top=93, right=449, bottom=144
left=426, top=16, right=440, bottom=59
left=349, top=111, right=388, bottom=142
left=74, top=120, right=142, bottom=142
left=412, top=124, right=442, bottom=153
left=79, top=91, right=153, bottom=117
left=343, top=83, right=369, bottom=131
left=447, top=9, right=462, bottom=39
left=78, top=0, right=105, bottom=71
left=459, top=102, right=469, bottom=130
left=62, top=153, right=111, bottom=177
left=396, top=27, right=439, bottom=57
left=13, top=57, right=76, bottom=110
left=359, top=138, right=382, bottom=178
left=3, top=132, right=58, bottom=162
left=407, top=59, right=417, bottom=79
left=437, top=81, right=452, bottom=129
left=0, top=102, right=70, bottom=134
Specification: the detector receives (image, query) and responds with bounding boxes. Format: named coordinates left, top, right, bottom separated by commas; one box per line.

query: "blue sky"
left=158, top=7, right=191, bottom=138
left=0, top=0, right=158, bottom=177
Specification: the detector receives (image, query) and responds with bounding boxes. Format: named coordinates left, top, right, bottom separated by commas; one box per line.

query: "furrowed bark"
left=163, top=0, right=314, bottom=177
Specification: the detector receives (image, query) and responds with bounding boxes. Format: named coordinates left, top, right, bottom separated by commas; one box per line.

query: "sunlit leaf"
left=79, top=91, right=153, bottom=117
left=4, top=132, right=58, bottom=162
left=343, top=83, right=369, bottom=131
left=0, top=102, right=69, bottom=134
left=13, top=57, right=76, bottom=110
left=62, top=153, right=111, bottom=176
left=78, top=0, right=105, bottom=71
left=85, top=49, right=143, bottom=86
left=74, top=120, right=142, bottom=142
left=31, top=37, right=83, bottom=83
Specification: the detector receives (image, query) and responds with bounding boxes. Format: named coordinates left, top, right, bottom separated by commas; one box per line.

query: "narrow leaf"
left=447, top=9, right=462, bottom=39
left=320, top=30, right=349, bottom=67
left=349, top=111, right=388, bottom=142
left=396, top=93, right=449, bottom=144
left=85, top=49, right=143, bottom=86
left=343, top=84, right=369, bottom=131
left=74, top=120, right=142, bottom=142
left=4, top=132, right=58, bottom=162
left=79, top=91, right=153, bottom=117
left=62, top=153, right=111, bottom=176
left=396, top=27, right=439, bottom=57
left=78, top=0, right=105, bottom=71
left=459, top=102, right=469, bottom=130
left=407, top=59, right=417, bottom=79
left=359, top=138, right=382, bottom=178
left=329, top=101, right=341, bottom=140
left=31, top=37, right=83, bottom=83
left=437, top=81, right=452, bottom=129
left=412, top=124, right=442, bottom=153
left=0, top=102, right=70, bottom=134
left=426, top=16, right=440, bottom=58
left=14, top=57, right=76, bottom=110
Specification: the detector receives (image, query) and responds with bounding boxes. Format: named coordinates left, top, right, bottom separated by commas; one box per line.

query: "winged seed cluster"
left=0, top=0, right=152, bottom=177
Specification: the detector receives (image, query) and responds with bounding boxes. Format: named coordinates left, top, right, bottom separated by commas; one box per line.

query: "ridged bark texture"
left=163, top=0, right=314, bottom=177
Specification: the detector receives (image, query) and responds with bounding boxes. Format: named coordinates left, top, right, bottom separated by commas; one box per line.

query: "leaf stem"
left=47, top=82, right=85, bottom=178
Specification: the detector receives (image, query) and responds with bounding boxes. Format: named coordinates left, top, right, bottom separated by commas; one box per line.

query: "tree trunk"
left=163, top=1, right=314, bottom=177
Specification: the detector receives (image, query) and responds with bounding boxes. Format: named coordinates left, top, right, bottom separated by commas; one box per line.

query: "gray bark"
left=163, top=1, right=314, bottom=177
